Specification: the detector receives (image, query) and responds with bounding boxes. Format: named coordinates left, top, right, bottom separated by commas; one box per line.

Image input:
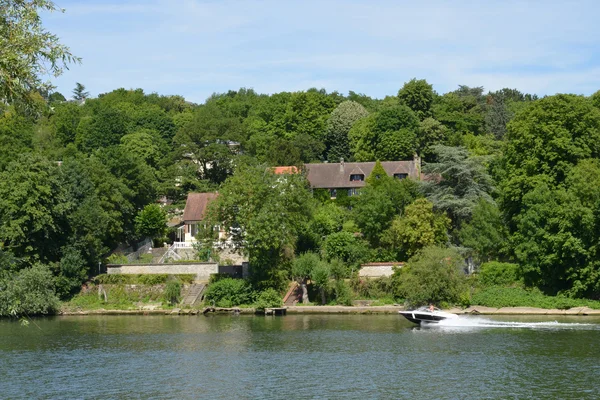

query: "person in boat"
left=428, top=304, right=435, bottom=312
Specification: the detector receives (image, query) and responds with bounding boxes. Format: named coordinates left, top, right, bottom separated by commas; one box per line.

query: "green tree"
left=394, top=246, right=466, bottom=306
left=0, top=154, right=67, bottom=263
left=349, top=104, right=419, bottom=161
left=0, top=263, right=60, bottom=317
left=209, top=164, right=314, bottom=290
left=422, top=145, right=493, bottom=228
left=311, top=259, right=331, bottom=305
left=292, top=252, right=319, bottom=304
left=135, top=204, right=167, bottom=243
left=381, top=198, right=450, bottom=260
left=72, top=82, right=89, bottom=100
left=417, top=117, right=448, bottom=161
left=0, top=0, right=80, bottom=111
left=397, top=78, right=434, bottom=120
left=459, top=199, right=509, bottom=263
left=326, top=100, right=369, bottom=162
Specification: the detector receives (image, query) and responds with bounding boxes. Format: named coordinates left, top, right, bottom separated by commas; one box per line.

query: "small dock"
left=264, top=307, right=287, bottom=316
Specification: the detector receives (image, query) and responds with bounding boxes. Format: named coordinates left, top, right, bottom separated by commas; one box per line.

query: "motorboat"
left=399, top=306, right=458, bottom=324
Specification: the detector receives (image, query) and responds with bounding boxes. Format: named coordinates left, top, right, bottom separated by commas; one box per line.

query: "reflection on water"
left=1, top=314, right=600, bottom=399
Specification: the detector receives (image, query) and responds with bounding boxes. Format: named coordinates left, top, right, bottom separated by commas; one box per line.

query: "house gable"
left=182, top=192, right=218, bottom=222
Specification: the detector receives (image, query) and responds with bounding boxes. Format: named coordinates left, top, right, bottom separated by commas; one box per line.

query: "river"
left=1, top=314, right=599, bottom=399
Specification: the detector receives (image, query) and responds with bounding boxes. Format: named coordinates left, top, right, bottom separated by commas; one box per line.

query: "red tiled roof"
left=272, top=166, right=299, bottom=174
left=182, top=192, right=218, bottom=222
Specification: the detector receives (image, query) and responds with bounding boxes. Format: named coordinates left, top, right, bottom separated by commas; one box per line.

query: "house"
left=180, top=192, right=219, bottom=243
left=274, top=157, right=421, bottom=199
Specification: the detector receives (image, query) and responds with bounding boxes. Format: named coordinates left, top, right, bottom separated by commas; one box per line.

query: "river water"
left=1, top=314, right=599, bottom=399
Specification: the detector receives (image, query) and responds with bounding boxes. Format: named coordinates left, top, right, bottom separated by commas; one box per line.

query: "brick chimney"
left=339, top=157, right=345, bottom=173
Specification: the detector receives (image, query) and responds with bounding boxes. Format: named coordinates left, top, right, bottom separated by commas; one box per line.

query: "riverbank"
left=59, top=305, right=600, bottom=316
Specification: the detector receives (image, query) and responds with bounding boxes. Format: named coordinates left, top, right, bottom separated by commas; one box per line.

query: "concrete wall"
left=107, top=262, right=218, bottom=281
left=358, top=265, right=396, bottom=278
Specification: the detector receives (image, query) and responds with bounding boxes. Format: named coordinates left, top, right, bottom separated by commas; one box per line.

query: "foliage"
left=134, top=204, right=167, bottom=242
left=311, top=260, right=331, bottom=305
left=0, top=264, right=60, bottom=317
left=471, top=286, right=600, bottom=310
left=422, top=145, right=493, bottom=228
left=163, top=279, right=181, bottom=305
left=53, top=246, right=88, bottom=299
left=477, top=262, right=522, bottom=287
left=381, top=198, right=450, bottom=260
left=326, top=100, right=369, bottom=162
left=349, top=104, right=419, bottom=161
left=208, top=163, right=313, bottom=290
left=94, top=274, right=195, bottom=285
left=397, top=78, right=434, bottom=120
left=333, top=279, right=353, bottom=305
left=0, top=0, right=80, bottom=111
left=394, top=246, right=467, bottom=306
left=292, top=252, right=319, bottom=281
left=459, top=199, right=509, bottom=262
left=323, top=231, right=370, bottom=268
left=72, top=83, right=89, bottom=100
left=350, top=275, right=395, bottom=300
left=204, top=278, right=255, bottom=307
left=254, top=288, right=282, bottom=311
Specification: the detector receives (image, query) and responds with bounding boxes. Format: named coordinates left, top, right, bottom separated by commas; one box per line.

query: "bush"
left=254, top=288, right=282, bottom=311
left=394, top=246, right=467, bottom=306
left=350, top=274, right=394, bottom=299
left=138, top=274, right=170, bottom=285
left=478, top=262, right=522, bottom=287
left=0, top=264, right=60, bottom=317
left=163, top=279, right=182, bottom=305
left=471, top=286, right=600, bottom=309
left=204, top=278, right=255, bottom=307
left=94, top=274, right=196, bottom=285
left=333, top=280, right=353, bottom=306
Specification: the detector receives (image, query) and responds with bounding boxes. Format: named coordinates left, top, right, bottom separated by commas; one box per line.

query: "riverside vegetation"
left=3, top=1, right=600, bottom=316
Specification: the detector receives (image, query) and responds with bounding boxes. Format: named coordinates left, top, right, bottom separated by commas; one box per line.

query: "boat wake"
left=422, top=316, right=599, bottom=331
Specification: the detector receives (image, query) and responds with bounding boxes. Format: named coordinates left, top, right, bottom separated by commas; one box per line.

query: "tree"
left=397, top=78, right=434, bottom=120
left=394, top=246, right=466, bottom=306
left=422, top=145, right=493, bottom=228
left=135, top=204, right=167, bottom=244
left=208, top=164, right=314, bottom=290
left=349, top=104, right=419, bottom=161
left=325, top=100, right=369, bottom=162
left=0, top=154, right=67, bottom=263
left=0, top=1, right=79, bottom=111
left=459, top=199, right=509, bottom=263
left=417, top=117, right=448, bottom=161
left=311, top=260, right=331, bottom=305
left=72, top=82, right=89, bottom=100
left=0, top=263, right=60, bottom=317
left=292, top=252, right=319, bottom=304
left=500, top=94, right=600, bottom=224
left=381, top=198, right=450, bottom=260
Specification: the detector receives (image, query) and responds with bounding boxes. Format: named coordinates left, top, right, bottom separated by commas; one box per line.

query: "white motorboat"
left=399, top=306, right=458, bottom=324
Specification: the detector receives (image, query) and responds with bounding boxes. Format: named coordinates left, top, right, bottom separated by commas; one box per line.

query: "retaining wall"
left=107, top=262, right=218, bottom=280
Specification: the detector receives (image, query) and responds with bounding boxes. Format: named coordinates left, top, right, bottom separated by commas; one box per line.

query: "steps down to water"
left=283, top=282, right=301, bottom=306
left=181, top=283, right=206, bottom=306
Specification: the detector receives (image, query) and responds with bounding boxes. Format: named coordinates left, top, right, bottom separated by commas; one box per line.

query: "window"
left=329, top=188, right=337, bottom=198
left=350, top=174, right=364, bottom=181
left=394, top=173, right=408, bottom=180
left=348, top=188, right=360, bottom=196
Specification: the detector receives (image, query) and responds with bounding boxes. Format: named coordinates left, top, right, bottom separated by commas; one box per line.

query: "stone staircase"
left=181, top=283, right=206, bottom=306
left=283, top=282, right=300, bottom=306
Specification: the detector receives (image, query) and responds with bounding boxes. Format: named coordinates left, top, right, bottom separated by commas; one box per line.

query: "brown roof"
left=272, top=166, right=299, bottom=174
left=305, top=161, right=419, bottom=189
left=182, top=192, right=218, bottom=222
left=361, top=262, right=404, bottom=267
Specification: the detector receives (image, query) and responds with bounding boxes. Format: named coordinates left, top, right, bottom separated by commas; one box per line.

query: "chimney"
left=413, top=153, right=421, bottom=180
left=339, top=157, right=344, bottom=173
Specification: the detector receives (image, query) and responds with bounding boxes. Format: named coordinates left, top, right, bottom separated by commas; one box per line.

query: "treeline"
left=1, top=80, right=600, bottom=315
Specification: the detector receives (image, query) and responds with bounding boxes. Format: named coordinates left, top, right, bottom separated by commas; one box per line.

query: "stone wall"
left=358, top=263, right=402, bottom=278
left=107, top=262, right=218, bottom=281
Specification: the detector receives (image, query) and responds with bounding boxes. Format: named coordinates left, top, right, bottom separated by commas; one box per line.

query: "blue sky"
left=44, top=0, right=600, bottom=103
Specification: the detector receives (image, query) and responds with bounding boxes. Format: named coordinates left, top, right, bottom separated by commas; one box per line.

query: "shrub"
left=333, top=280, right=353, bottom=306
left=254, top=288, right=282, bottom=311
left=163, top=279, right=182, bottom=305
left=350, top=274, right=394, bottom=299
left=471, top=286, right=600, bottom=309
left=478, top=262, right=522, bottom=287
left=204, top=278, right=255, bottom=307
left=138, top=274, right=169, bottom=285
left=394, top=246, right=467, bottom=306
left=0, top=264, right=60, bottom=317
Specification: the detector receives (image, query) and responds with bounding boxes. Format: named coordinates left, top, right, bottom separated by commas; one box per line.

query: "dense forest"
left=3, top=1, right=600, bottom=316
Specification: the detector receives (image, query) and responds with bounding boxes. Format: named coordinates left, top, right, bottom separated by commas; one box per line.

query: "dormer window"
left=394, top=173, right=408, bottom=180
left=350, top=174, right=364, bottom=182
